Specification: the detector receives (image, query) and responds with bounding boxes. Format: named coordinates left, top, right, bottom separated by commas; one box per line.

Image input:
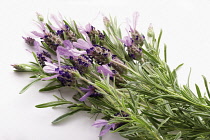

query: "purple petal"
left=99, top=124, right=115, bottom=136
left=69, top=49, right=86, bottom=57
left=43, top=62, right=58, bottom=73
left=57, top=46, right=86, bottom=57
left=73, top=39, right=92, bottom=50
left=85, top=23, right=92, bottom=32
left=34, top=41, right=41, bottom=52
left=92, top=119, right=108, bottom=128
left=31, top=31, right=45, bottom=38
left=57, top=46, right=70, bottom=56
left=63, top=40, right=73, bottom=49
left=79, top=91, right=93, bottom=101
left=41, top=74, right=59, bottom=80
left=56, top=49, right=61, bottom=69
left=34, top=22, right=46, bottom=31
left=80, top=87, right=90, bottom=91
left=51, top=14, right=64, bottom=29
left=97, top=65, right=113, bottom=77
left=133, top=12, right=140, bottom=31
left=119, top=36, right=132, bottom=47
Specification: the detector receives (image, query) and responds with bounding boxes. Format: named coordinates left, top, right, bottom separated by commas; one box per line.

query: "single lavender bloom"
left=79, top=85, right=102, bottom=101
left=63, top=29, right=77, bottom=42
left=37, top=50, right=52, bottom=67
left=28, top=40, right=52, bottom=67
left=42, top=63, right=78, bottom=86
left=92, top=119, right=115, bottom=136
left=97, top=64, right=126, bottom=87
left=86, top=45, right=112, bottom=65
left=22, top=37, right=35, bottom=46
left=125, top=12, right=144, bottom=47
left=43, top=32, right=63, bottom=51
left=57, top=65, right=78, bottom=86
left=80, top=23, right=105, bottom=45
left=127, top=46, right=143, bottom=60
left=70, top=55, right=92, bottom=74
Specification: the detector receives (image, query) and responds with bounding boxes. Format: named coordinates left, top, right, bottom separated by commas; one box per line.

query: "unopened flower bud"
left=12, top=64, right=32, bottom=72
left=36, top=12, right=44, bottom=22
left=147, top=23, right=154, bottom=38
left=103, top=16, right=110, bottom=27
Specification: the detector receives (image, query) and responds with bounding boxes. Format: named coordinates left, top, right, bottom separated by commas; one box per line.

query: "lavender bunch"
left=13, top=12, right=210, bottom=140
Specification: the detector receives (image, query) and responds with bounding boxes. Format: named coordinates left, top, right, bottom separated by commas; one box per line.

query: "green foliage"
left=16, top=14, right=210, bottom=140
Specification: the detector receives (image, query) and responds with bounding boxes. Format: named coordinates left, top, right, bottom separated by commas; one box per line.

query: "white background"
left=1, top=0, right=210, bottom=140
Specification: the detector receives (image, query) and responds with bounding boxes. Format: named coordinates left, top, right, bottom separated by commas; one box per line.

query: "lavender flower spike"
left=92, top=119, right=115, bottom=136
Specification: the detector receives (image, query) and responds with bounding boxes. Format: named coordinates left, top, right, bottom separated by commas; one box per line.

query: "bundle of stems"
left=13, top=13, right=210, bottom=140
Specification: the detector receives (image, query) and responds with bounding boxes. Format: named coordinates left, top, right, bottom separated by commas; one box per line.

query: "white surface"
left=1, top=0, right=210, bottom=140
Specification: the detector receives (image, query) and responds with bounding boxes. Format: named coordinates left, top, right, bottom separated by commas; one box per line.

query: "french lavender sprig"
left=13, top=12, right=210, bottom=140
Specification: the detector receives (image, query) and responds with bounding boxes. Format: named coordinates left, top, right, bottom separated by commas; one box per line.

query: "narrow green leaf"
left=52, top=109, right=80, bottom=124
left=158, top=117, right=170, bottom=130
left=164, top=44, right=167, bottom=63
left=41, top=41, right=56, bottom=55
left=19, top=78, right=41, bottom=94
left=39, top=85, right=63, bottom=92
left=156, top=29, right=162, bottom=51
left=35, top=101, right=72, bottom=108
left=195, top=84, right=202, bottom=99
left=141, top=48, right=159, bottom=64
left=187, top=68, right=191, bottom=87
left=46, top=23, right=56, bottom=33
left=202, top=75, right=210, bottom=99
left=174, top=131, right=182, bottom=140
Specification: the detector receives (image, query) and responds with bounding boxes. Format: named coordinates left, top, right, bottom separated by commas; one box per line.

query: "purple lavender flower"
left=79, top=85, right=103, bottom=101
left=37, top=50, right=52, bottom=67
left=50, top=15, right=77, bottom=42
left=42, top=62, right=77, bottom=86
left=92, top=119, right=116, bottom=136
left=22, top=37, right=35, bottom=46
left=79, top=23, right=105, bottom=45
left=57, top=65, right=77, bottom=86
left=86, top=45, right=112, bottom=65
left=42, top=62, right=60, bottom=80
left=70, top=55, right=92, bottom=74
left=93, top=111, right=129, bottom=136
left=28, top=40, right=52, bottom=67
left=43, top=32, right=63, bottom=51
left=97, top=64, right=126, bottom=87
